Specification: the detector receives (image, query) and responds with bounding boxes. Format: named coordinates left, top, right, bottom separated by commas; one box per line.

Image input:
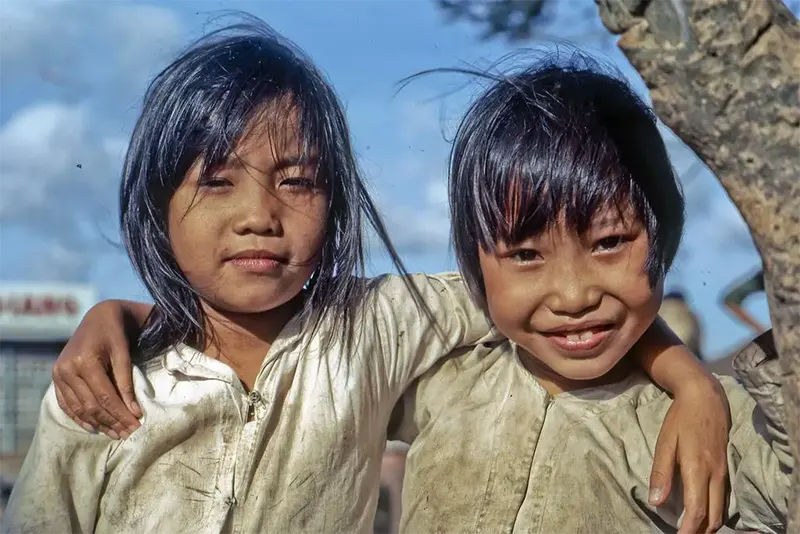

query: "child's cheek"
left=485, top=279, right=535, bottom=338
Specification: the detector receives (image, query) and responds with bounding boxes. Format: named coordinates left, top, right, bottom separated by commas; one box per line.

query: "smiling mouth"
left=542, top=323, right=616, bottom=354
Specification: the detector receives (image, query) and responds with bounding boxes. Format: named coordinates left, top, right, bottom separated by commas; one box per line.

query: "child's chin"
left=210, top=295, right=294, bottom=316
left=554, top=354, right=625, bottom=383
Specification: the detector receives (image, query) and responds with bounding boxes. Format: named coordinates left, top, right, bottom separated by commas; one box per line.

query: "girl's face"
left=168, top=119, right=329, bottom=317
left=478, top=208, right=662, bottom=392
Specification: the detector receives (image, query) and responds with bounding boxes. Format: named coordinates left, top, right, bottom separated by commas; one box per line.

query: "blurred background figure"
left=0, top=476, right=12, bottom=522
left=722, top=269, right=767, bottom=335
left=658, top=290, right=704, bottom=361
left=374, top=442, right=408, bottom=533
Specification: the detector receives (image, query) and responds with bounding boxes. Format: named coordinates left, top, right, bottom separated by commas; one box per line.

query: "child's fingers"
left=705, top=471, right=727, bottom=532
left=68, top=375, right=125, bottom=440
left=53, top=367, right=102, bottom=431
left=109, top=346, right=142, bottom=420
left=649, top=414, right=677, bottom=505
left=52, top=352, right=129, bottom=435
left=54, top=383, right=98, bottom=434
left=677, top=462, right=709, bottom=534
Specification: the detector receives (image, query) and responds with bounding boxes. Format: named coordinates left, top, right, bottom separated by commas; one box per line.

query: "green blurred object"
left=722, top=270, right=766, bottom=334
left=724, top=270, right=765, bottom=307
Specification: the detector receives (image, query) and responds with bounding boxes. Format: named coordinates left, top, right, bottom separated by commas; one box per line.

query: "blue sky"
left=0, top=0, right=773, bottom=359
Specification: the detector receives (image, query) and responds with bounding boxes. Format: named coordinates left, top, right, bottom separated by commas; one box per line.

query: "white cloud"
left=0, top=101, right=123, bottom=278
left=0, top=102, right=87, bottom=175
left=102, top=4, right=183, bottom=94
left=425, top=181, right=448, bottom=206
left=0, top=1, right=182, bottom=100
left=381, top=204, right=451, bottom=256
left=0, top=1, right=182, bottom=282
left=368, top=100, right=456, bottom=259
left=29, top=241, right=92, bottom=282
left=0, top=2, right=80, bottom=84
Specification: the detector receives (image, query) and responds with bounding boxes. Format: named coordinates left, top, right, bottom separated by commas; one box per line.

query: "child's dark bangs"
left=189, top=79, right=329, bottom=190
left=475, top=133, right=649, bottom=251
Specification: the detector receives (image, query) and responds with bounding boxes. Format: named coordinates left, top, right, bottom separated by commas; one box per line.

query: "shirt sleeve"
left=370, top=272, right=499, bottom=396
left=0, top=384, right=112, bottom=534
left=386, top=345, right=479, bottom=444
left=386, top=386, right=420, bottom=444
left=719, top=349, right=791, bottom=533
left=733, top=330, right=792, bottom=469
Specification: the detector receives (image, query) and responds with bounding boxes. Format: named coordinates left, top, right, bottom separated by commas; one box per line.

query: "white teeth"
left=566, top=330, right=594, bottom=343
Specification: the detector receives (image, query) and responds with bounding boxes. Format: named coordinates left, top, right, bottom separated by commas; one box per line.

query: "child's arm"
left=655, top=334, right=790, bottom=534
left=1, top=385, right=111, bottom=533
left=52, top=299, right=151, bottom=439
left=54, top=272, right=491, bottom=440
left=633, top=318, right=732, bottom=534
left=373, top=272, right=498, bottom=395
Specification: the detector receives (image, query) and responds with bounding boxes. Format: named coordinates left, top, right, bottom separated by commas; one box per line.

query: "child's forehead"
left=192, top=120, right=319, bottom=179
left=589, top=205, right=637, bottom=228
left=224, top=106, right=320, bottom=161
left=237, top=122, right=303, bottom=156
left=241, top=102, right=302, bottom=147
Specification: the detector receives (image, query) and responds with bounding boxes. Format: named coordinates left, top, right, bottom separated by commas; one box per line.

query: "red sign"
left=0, top=294, right=79, bottom=317
left=0, top=284, right=96, bottom=340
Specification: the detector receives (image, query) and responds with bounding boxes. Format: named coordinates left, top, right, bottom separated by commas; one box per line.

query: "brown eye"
left=593, top=235, right=628, bottom=253
left=197, top=177, right=232, bottom=189
left=510, top=249, right=542, bottom=264
left=279, top=177, right=317, bottom=191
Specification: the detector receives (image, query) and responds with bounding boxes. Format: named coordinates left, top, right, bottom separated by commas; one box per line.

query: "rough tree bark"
left=594, top=0, right=800, bottom=527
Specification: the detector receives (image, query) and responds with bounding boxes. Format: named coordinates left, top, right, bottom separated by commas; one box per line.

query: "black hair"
left=443, top=53, right=684, bottom=306
left=121, top=14, right=422, bottom=359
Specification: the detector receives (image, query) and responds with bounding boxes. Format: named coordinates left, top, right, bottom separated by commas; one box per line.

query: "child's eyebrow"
left=274, top=154, right=317, bottom=170
left=217, top=154, right=317, bottom=173
left=592, top=213, right=630, bottom=231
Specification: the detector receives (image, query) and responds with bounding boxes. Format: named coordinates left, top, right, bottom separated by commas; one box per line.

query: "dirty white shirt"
left=396, top=340, right=791, bottom=533
left=1, top=273, right=494, bottom=534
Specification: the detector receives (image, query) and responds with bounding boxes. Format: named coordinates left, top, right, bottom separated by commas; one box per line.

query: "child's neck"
left=518, top=348, right=634, bottom=397
left=200, top=295, right=304, bottom=391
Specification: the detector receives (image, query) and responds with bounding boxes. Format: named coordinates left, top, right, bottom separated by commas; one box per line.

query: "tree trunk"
left=594, top=0, right=800, bottom=526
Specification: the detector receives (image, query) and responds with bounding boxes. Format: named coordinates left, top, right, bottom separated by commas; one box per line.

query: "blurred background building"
left=0, top=283, right=96, bottom=516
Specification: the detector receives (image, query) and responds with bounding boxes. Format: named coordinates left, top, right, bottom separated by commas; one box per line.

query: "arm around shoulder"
left=372, top=272, right=498, bottom=393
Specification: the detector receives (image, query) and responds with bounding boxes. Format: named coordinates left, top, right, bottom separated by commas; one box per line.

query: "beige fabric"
left=395, top=342, right=791, bottom=534
left=1, top=273, right=495, bottom=534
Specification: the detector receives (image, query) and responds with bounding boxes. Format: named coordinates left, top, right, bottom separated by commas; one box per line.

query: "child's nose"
left=232, top=190, right=283, bottom=236
left=545, top=268, right=603, bottom=315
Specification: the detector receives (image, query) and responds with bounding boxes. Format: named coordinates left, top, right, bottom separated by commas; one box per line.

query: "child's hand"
left=650, top=376, right=731, bottom=534
left=52, top=300, right=144, bottom=439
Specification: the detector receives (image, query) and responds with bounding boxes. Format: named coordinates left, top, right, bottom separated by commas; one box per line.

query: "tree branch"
left=595, top=0, right=800, bottom=526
